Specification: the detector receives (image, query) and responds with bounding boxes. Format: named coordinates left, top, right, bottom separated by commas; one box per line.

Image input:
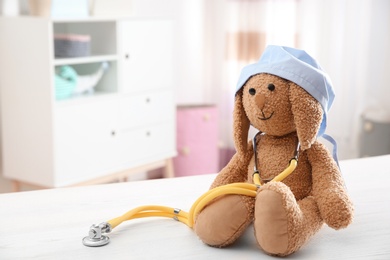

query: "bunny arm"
left=210, top=140, right=254, bottom=189
left=307, top=142, right=354, bottom=229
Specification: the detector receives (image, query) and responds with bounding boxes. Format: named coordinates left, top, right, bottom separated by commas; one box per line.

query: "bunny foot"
left=254, top=182, right=323, bottom=256
left=194, top=194, right=254, bottom=247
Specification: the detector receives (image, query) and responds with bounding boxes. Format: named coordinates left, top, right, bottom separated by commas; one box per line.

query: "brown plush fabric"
left=255, top=182, right=323, bottom=256
left=194, top=194, right=254, bottom=247
left=194, top=73, right=353, bottom=256
left=255, top=187, right=289, bottom=254
left=233, top=89, right=252, bottom=158
left=289, top=83, right=322, bottom=150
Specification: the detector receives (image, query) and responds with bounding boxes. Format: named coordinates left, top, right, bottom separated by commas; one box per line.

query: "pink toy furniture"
left=174, top=105, right=219, bottom=177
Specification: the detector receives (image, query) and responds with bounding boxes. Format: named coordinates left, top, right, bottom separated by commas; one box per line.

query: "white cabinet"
left=0, top=17, right=176, bottom=188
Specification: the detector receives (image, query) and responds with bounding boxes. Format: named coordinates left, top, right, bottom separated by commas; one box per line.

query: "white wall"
left=297, top=0, right=390, bottom=159
left=365, top=0, right=390, bottom=111
left=132, top=0, right=208, bottom=105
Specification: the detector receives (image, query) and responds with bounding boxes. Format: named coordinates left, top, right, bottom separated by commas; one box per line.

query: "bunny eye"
left=268, top=83, right=275, bottom=91
left=249, top=88, right=256, bottom=95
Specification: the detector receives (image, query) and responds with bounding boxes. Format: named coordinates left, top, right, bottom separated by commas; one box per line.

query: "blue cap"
left=236, top=45, right=334, bottom=137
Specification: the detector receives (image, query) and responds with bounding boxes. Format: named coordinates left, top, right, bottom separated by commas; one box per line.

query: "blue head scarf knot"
left=236, top=45, right=339, bottom=165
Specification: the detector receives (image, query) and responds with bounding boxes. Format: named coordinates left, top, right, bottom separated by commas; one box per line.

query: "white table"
left=1, top=155, right=390, bottom=259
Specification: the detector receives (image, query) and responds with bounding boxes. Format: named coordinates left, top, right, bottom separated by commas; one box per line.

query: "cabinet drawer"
left=118, top=122, right=175, bottom=165
left=177, top=105, right=218, bottom=144
left=174, top=105, right=219, bottom=176
left=119, top=90, right=174, bottom=129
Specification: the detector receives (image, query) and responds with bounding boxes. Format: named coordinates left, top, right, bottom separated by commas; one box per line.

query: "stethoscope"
left=82, top=132, right=300, bottom=247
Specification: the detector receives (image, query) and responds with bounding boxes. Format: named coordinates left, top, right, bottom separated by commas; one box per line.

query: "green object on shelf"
left=55, top=66, right=78, bottom=99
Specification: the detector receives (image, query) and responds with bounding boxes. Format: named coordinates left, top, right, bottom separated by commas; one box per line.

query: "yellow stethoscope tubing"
left=108, top=183, right=258, bottom=229
left=272, top=158, right=298, bottom=182
left=107, top=158, right=298, bottom=230
left=187, top=183, right=258, bottom=227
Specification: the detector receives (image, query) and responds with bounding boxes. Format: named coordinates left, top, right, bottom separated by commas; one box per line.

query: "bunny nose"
left=255, top=93, right=266, bottom=110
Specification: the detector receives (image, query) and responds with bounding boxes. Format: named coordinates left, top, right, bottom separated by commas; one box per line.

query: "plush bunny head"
left=233, top=45, right=334, bottom=156
left=234, top=73, right=323, bottom=154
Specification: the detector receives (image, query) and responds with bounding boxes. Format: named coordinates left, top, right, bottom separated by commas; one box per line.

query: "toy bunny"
left=194, top=45, right=354, bottom=256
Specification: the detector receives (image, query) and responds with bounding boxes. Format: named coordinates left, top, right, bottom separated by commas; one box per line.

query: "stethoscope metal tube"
left=83, top=132, right=300, bottom=247
left=252, top=132, right=265, bottom=177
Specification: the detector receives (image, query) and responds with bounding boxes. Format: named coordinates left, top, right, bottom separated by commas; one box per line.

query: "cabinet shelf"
left=53, top=54, right=118, bottom=66
left=55, top=91, right=118, bottom=106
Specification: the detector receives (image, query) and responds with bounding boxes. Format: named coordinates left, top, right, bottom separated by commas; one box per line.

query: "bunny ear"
left=233, top=89, right=251, bottom=155
left=289, top=83, right=323, bottom=150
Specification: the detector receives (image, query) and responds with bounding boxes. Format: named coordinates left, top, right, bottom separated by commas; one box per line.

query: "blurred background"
left=108, top=0, right=390, bottom=161
left=1, top=0, right=389, bottom=192
left=153, top=0, right=390, bottom=161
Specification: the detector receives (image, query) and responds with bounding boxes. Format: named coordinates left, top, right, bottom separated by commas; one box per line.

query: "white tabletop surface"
left=1, top=155, right=390, bottom=259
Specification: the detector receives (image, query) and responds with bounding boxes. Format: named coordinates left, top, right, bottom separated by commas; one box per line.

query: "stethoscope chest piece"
left=82, top=222, right=111, bottom=247
left=82, top=234, right=110, bottom=247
